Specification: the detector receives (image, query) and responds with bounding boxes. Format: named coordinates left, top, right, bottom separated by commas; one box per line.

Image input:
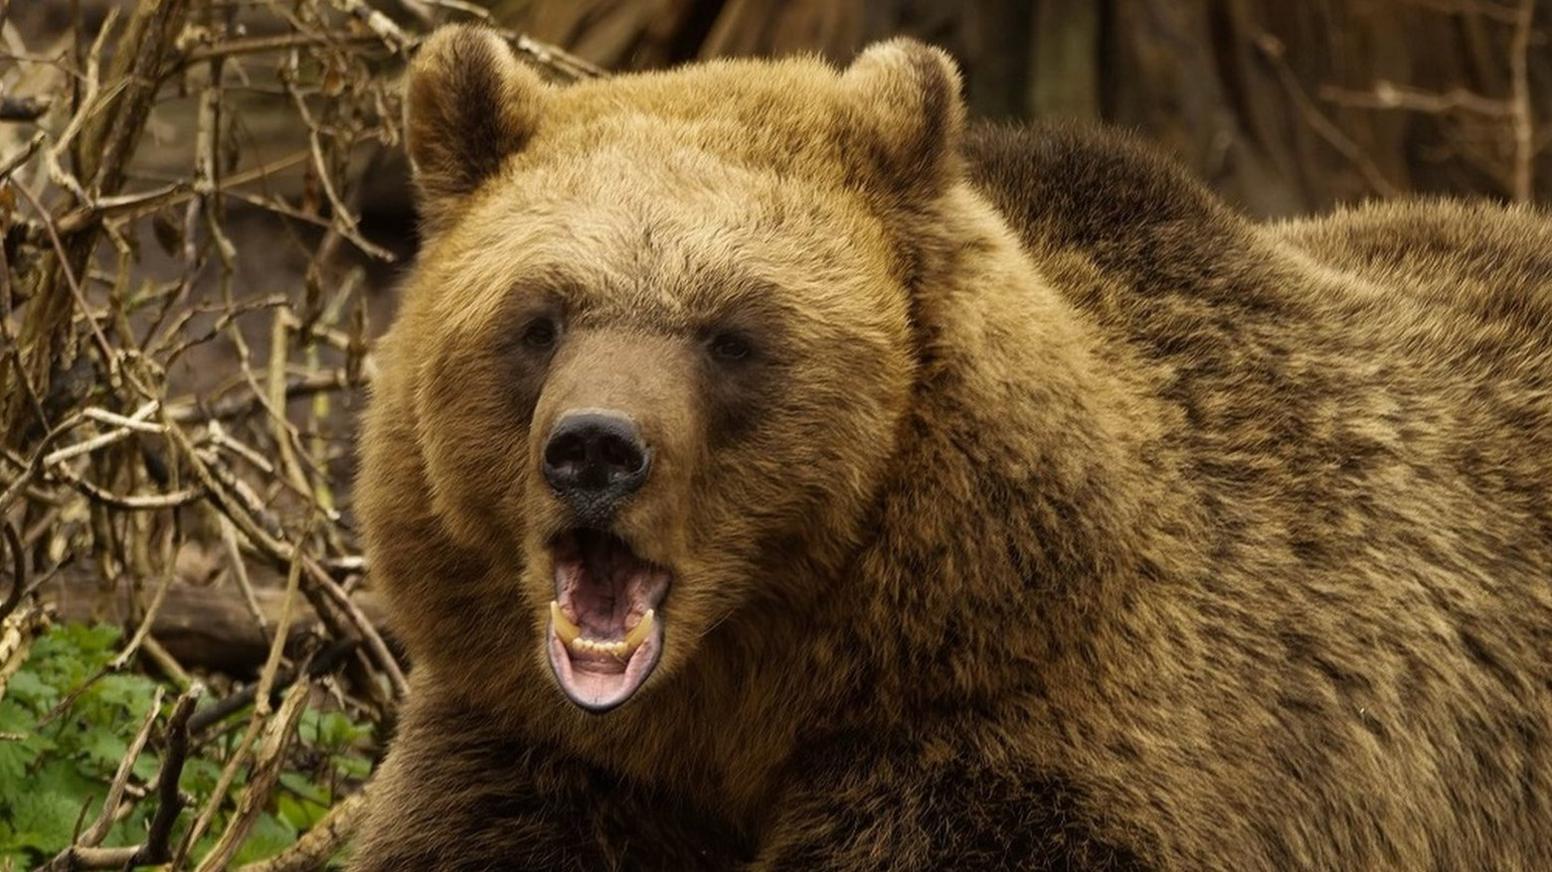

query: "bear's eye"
left=708, top=331, right=753, bottom=363
left=521, top=316, right=559, bottom=351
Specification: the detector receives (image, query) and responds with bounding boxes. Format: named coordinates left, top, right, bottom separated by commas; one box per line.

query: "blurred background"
left=0, top=1, right=1546, bottom=868
left=13, top=0, right=1552, bottom=218
left=491, top=0, right=1552, bottom=214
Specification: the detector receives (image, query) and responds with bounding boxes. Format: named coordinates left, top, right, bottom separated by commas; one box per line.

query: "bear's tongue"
left=546, top=530, right=669, bottom=713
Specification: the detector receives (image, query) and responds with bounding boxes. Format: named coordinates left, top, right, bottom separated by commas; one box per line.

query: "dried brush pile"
left=0, top=1, right=595, bottom=867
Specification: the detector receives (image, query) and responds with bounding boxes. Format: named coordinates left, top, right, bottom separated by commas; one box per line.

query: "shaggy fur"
left=352, top=26, right=1552, bottom=871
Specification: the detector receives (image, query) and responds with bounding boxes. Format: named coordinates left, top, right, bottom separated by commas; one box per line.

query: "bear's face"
left=380, top=28, right=963, bottom=713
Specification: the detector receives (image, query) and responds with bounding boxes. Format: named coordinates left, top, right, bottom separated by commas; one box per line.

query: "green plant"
left=0, top=623, right=373, bottom=869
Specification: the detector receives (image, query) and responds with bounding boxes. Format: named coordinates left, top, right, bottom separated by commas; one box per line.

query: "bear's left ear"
left=839, top=39, right=966, bottom=210
left=405, top=25, right=546, bottom=235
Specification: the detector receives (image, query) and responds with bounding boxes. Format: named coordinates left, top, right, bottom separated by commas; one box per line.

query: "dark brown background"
left=11, top=0, right=1547, bottom=217
left=492, top=0, right=1551, bottom=215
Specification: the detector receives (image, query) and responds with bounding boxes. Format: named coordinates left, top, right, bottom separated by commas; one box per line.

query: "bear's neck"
left=847, top=185, right=1194, bottom=716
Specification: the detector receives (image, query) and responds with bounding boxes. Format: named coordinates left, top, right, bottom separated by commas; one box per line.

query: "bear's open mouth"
left=546, top=528, right=670, bottom=713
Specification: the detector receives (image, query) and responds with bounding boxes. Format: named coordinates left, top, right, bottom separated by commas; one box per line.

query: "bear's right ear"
left=405, top=26, right=545, bottom=234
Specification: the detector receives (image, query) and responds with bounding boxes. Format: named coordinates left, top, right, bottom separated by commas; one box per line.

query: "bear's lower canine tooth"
left=550, top=601, right=581, bottom=645
left=624, top=609, right=655, bottom=652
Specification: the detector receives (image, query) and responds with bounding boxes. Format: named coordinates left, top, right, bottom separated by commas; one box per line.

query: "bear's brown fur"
left=352, top=25, right=1552, bottom=870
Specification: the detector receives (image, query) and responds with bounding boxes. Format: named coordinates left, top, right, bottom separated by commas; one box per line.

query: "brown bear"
left=352, top=24, right=1552, bottom=870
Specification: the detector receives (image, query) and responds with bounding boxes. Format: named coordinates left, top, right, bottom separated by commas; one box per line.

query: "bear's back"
left=964, top=120, right=1552, bottom=870
left=963, top=120, right=1552, bottom=507
left=965, top=121, right=1552, bottom=379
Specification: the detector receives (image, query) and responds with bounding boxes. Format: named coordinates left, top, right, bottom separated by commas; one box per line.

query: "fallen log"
left=42, top=565, right=390, bottom=677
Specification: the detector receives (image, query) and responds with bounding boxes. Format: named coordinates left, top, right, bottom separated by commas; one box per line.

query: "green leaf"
left=0, top=701, right=31, bottom=733
left=102, top=799, right=153, bottom=848
left=50, top=624, right=120, bottom=662
left=180, top=757, right=225, bottom=797
left=1, top=671, right=52, bottom=708
left=314, top=711, right=371, bottom=748
left=89, top=674, right=158, bottom=715
left=279, top=771, right=329, bottom=806
left=276, top=794, right=312, bottom=831
left=332, top=753, right=372, bottom=780
left=0, top=624, right=384, bottom=869
left=0, top=849, right=34, bottom=869
left=132, top=750, right=160, bottom=782
left=7, top=788, right=90, bottom=853
left=0, top=736, right=33, bottom=786
left=78, top=730, right=128, bottom=770
left=0, top=703, right=52, bottom=784
left=230, top=811, right=297, bottom=865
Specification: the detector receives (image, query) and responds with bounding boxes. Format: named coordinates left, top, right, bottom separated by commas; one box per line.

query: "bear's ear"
left=405, top=25, right=545, bottom=234
left=839, top=39, right=965, bottom=210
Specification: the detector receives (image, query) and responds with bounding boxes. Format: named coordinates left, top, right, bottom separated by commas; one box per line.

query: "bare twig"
left=0, top=600, right=49, bottom=700
left=0, top=5, right=601, bottom=867
left=1322, top=81, right=1516, bottom=117
left=178, top=31, right=381, bottom=66
left=72, top=686, right=167, bottom=849
left=136, top=683, right=205, bottom=865
left=1507, top=0, right=1536, bottom=202
left=166, top=369, right=360, bottom=423
left=1396, top=0, right=1523, bottom=24
left=0, top=129, right=45, bottom=179
left=1253, top=33, right=1403, bottom=198
left=173, top=520, right=315, bottom=865
left=1300, top=0, right=1539, bottom=202
left=188, top=638, right=358, bottom=734
left=0, top=520, right=24, bottom=624
left=333, top=0, right=414, bottom=53
left=235, top=784, right=370, bottom=872
left=194, top=678, right=312, bottom=872
left=508, top=30, right=608, bottom=80
left=10, top=178, right=120, bottom=379
left=54, top=151, right=314, bottom=235
left=110, top=519, right=179, bottom=671
left=41, top=683, right=204, bottom=871
left=0, top=413, right=89, bottom=516
left=40, top=400, right=160, bottom=467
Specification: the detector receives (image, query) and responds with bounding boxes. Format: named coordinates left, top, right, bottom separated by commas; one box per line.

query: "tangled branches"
left=0, top=0, right=595, bottom=866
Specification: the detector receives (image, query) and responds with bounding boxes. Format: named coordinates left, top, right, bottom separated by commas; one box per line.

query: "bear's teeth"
left=550, top=601, right=581, bottom=645
left=569, top=638, right=627, bottom=657
left=623, top=609, right=655, bottom=650
left=553, top=607, right=656, bottom=660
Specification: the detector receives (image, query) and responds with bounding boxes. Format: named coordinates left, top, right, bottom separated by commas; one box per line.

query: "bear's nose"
left=542, top=411, right=651, bottom=514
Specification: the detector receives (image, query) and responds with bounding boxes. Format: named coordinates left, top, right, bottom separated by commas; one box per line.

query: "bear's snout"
left=542, top=410, right=652, bottom=522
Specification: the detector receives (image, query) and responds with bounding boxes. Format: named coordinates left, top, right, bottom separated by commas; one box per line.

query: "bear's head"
left=362, top=26, right=967, bottom=714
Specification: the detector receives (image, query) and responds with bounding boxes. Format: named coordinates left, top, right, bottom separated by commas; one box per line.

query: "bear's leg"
left=753, top=733, right=1151, bottom=872
left=350, top=703, right=750, bottom=871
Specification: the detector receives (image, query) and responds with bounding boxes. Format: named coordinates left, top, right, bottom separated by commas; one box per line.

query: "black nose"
left=542, top=412, right=651, bottom=514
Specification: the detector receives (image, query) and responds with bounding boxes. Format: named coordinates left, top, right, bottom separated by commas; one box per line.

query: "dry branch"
left=235, top=785, right=370, bottom=872
left=1507, top=0, right=1536, bottom=202
left=0, top=602, right=48, bottom=701
left=0, top=0, right=471, bottom=865
left=1253, top=33, right=1402, bottom=198
left=1302, top=0, right=1540, bottom=202
left=40, top=683, right=205, bottom=871
left=0, top=0, right=607, bottom=866
left=193, top=678, right=312, bottom=872
left=72, top=685, right=167, bottom=850
left=0, top=519, right=24, bottom=623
